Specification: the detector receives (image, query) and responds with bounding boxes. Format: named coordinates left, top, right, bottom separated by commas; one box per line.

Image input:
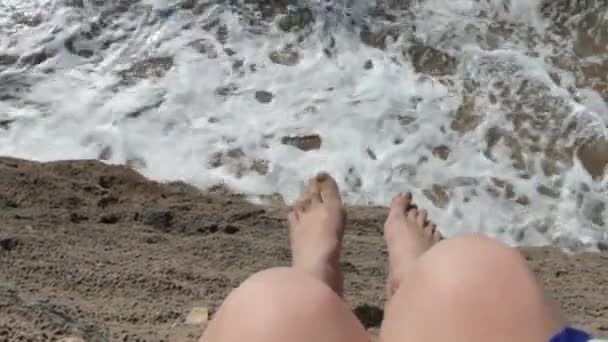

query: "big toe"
left=389, top=192, right=412, bottom=217
left=304, top=175, right=322, bottom=204
left=316, top=173, right=342, bottom=204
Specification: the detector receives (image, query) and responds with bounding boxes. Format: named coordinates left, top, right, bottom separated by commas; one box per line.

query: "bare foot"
left=288, top=173, right=346, bottom=295
left=384, top=192, right=442, bottom=297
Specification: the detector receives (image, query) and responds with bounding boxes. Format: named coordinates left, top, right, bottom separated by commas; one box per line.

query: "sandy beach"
left=0, top=157, right=606, bottom=341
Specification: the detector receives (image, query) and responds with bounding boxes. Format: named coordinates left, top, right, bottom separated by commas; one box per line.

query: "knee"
left=227, top=267, right=304, bottom=304
left=206, top=268, right=369, bottom=342
left=418, top=234, right=536, bottom=294
left=428, top=233, right=527, bottom=270
left=384, top=235, right=564, bottom=341
left=207, top=267, right=349, bottom=341
left=234, top=267, right=335, bottom=300
left=390, top=233, right=552, bottom=325
left=237, top=267, right=299, bottom=293
left=220, top=267, right=341, bottom=322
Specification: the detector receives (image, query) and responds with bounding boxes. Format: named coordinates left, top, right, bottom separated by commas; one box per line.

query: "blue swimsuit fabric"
left=550, top=327, right=592, bottom=342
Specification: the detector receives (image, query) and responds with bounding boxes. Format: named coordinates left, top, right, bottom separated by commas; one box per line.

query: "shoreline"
left=0, top=157, right=606, bottom=341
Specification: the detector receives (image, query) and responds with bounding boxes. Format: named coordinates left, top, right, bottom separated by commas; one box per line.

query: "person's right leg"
left=201, top=174, right=369, bottom=342
left=380, top=193, right=566, bottom=342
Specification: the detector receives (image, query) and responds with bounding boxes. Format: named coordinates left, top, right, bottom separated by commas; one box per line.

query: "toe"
left=288, top=211, right=299, bottom=225
left=295, top=198, right=311, bottom=213
left=433, top=228, right=443, bottom=242
left=306, top=176, right=322, bottom=204
left=389, top=193, right=411, bottom=216
left=417, top=209, right=428, bottom=226
left=317, top=173, right=341, bottom=204
left=407, top=207, right=418, bottom=221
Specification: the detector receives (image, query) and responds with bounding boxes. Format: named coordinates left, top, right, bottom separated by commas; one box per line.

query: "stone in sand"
left=278, top=8, right=314, bottom=32
left=281, top=135, right=322, bottom=151
left=120, top=56, right=174, bottom=83
left=423, top=184, right=450, bottom=209
left=451, top=96, right=482, bottom=134
left=185, top=307, right=209, bottom=326
left=577, top=138, right=608, bottom=180
left=432, top=145, right=451, bottom=160
left=0, top=55, right=18, bottom=66
left=269, top=46, right=300, bottom=66
left=58, top=338, right=85, bottom=342
left=407, top=44, right=457, bottom=76
left=255, top=90, right=274, bottom=104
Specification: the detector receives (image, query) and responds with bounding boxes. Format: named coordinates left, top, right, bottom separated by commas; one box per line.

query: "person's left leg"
left=379, top=193, right=566, bottom=342
left=201, top=174, right=369, bottom=342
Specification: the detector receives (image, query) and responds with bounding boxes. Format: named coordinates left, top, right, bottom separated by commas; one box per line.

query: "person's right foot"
left=288, top=173, right=346, bottom=295
left=384, top=193, right=442, bottom=297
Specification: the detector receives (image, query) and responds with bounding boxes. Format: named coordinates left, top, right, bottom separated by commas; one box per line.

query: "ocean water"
left=0, top=0, right=607, bottom=251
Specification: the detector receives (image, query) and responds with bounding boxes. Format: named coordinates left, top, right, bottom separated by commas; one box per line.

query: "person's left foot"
left=288, top=173, right=346, bottom=295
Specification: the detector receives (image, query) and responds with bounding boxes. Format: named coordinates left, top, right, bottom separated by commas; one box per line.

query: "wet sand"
left=0, top=157, right=606, bottom=341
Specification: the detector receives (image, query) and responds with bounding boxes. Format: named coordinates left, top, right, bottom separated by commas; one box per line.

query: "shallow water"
left=0, top=0, right=607, bottom=250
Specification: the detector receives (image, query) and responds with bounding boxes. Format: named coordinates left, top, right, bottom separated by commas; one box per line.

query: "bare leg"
left=201, top=174, right=369, bottom=342
left=380, top=193, right=565, bottom=342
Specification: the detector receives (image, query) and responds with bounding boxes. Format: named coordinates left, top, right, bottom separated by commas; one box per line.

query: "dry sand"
left=0, top=157, right=606, bottom=341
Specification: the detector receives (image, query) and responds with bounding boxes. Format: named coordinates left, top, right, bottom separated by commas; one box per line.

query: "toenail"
left=316, top=173, right=329, bottom=181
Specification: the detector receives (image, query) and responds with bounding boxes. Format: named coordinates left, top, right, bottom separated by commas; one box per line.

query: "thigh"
left=380, top=234, right=564, bottom=342
left=202, top=267, right=370, bottom=342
